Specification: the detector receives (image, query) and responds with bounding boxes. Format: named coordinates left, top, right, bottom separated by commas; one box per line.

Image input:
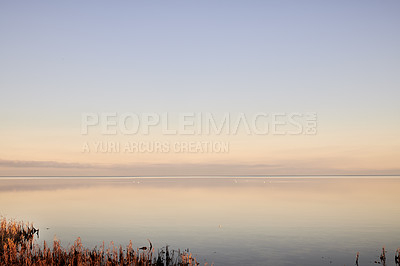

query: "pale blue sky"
left=1, top=1, right=399, bottom=113
left=0, top=1, right=399, bottom=175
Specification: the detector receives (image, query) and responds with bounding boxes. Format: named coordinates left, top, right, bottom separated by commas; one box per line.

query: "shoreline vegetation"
left=2, top=217, right=400, bottom=266
left=0, top=217, right=205, bottom=266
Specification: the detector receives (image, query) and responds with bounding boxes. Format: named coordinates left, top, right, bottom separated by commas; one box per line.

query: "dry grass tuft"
left=1, top=217, right=204, bottom=266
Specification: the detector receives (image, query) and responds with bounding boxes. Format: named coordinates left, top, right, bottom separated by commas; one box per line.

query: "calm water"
left=1, top=176, right=400, bottom=265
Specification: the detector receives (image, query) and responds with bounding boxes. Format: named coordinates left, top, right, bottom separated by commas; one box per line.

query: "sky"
left=0, top=0, right=399, bottom=176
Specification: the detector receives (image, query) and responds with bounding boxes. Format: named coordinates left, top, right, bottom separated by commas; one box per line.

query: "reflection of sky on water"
left=1, top=177, right=399, bottom=265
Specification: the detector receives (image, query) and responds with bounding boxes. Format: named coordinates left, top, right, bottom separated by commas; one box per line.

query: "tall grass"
left=0, top=217, right=205, bottom=265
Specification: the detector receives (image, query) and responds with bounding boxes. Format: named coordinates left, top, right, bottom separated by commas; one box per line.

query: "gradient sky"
left=1, top=1, right=399, bottom=175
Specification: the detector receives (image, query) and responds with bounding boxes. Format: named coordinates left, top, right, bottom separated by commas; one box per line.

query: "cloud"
left=0, top=159, right=96, bottom=169
left=0, top=158, right=282, bottom=175
left=0, top=159, right=399, bottom=176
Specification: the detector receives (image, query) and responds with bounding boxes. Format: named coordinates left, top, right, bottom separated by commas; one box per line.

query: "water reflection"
left=1, top=177, right=399, bottom=265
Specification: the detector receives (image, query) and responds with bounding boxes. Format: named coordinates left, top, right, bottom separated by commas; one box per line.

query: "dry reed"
left=1, top=217, right=203, bottom=266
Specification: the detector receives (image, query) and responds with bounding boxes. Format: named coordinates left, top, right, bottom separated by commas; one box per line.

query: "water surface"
left=1, top=176, right=399, bottom=265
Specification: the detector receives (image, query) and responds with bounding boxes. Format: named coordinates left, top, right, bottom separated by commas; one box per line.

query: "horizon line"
left=1, top=174, right=400, bottom=177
